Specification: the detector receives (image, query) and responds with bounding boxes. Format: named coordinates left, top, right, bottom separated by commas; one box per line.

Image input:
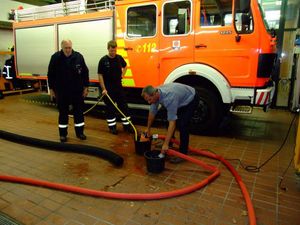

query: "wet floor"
left=0, top=92, right=299, bottom=225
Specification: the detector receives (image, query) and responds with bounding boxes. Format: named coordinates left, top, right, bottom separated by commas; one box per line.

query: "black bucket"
left=134, top=134, right=152, bottom=155
left=144, top=150, right=165, bottom=173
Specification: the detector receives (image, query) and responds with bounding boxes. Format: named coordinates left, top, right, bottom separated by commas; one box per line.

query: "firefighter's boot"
left=121, top=116, right=133, bottom=133
left=59, top=127, right=68, bottom=143
left=123, top=124, right=134, bottom=134
left=107, top=118, right=118, bottom=135
left=75, top=126, right=86, bottom=140
left=109, top=125, right=118, bottom=135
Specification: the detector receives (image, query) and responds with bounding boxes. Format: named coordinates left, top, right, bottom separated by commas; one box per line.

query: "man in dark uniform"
left=2, top=47, right=20, bottom=90
left=47, top=39, right=89, bottom=142
left=97, top=40, right=132, bottom=135
left=142, top=83, right=199, bottom=163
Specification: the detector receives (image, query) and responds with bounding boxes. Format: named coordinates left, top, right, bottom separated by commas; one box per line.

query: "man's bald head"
left=61, top=39, right=73, bottom=57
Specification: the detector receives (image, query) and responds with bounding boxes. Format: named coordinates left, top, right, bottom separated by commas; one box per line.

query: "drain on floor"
left=0, top=212, right=23, bottom=225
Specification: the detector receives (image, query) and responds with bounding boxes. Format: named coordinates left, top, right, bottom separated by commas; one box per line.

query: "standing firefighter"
left=47, top=39, right=89, bottom=142
left=2, top=47, right=20, bottom=90
left=98, top=40, right=132, bottom=135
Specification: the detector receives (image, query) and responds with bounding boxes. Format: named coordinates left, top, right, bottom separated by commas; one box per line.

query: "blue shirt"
left=150, top=83, right=195, bottom=121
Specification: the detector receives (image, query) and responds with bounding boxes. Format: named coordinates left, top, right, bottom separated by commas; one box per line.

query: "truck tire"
left=190, top=87, right=223, bottom=134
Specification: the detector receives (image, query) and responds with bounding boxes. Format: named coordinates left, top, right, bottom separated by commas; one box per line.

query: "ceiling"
left=13, top=0, right=60, bottom=6
left=13, top=0, right=300, bottom=10
left=12, top=0, right=113, bottom=6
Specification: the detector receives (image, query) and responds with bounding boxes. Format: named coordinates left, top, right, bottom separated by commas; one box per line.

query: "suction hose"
left=162, top=135, right=256, bottom=225
left=0, top=130, right=123, bottom=166
left=0, top=134, right=256, bottom=224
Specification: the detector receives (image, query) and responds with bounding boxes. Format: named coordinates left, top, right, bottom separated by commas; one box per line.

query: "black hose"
left=0, top=130, right=123, bottom=167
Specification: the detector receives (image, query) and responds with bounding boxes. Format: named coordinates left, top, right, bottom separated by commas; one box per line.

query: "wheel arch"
left=164, top=64, right=232, bottom=104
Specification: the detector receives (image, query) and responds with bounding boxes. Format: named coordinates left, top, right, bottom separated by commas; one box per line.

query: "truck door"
left=194, top=0, right=258, bottom=87
left=159, top=0, right=194, bottom=83
left=115, top=2, right=160, bottom=88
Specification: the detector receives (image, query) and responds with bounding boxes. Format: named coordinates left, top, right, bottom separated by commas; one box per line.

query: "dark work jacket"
left=47, top=50, right=89, bottom=95
left=97, top=54, right=126, bottom=91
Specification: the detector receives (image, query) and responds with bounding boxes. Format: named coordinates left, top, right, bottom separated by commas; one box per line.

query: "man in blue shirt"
left=142, top=83, right=199, bottom=163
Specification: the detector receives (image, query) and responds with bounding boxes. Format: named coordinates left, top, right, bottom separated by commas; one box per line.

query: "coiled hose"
left=0, top=134, right=256, bottom=225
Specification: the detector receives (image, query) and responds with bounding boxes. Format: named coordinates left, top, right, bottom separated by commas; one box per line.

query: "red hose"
left=0, top=135, right=256, bottom=225
left=164, top=136, right=256, bottom=225
left=0, top=149, right=220, bottom=200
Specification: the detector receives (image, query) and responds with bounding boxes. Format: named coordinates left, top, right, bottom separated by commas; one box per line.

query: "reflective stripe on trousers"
left=75, top=122, right=85, bottom=127
left=121, top=116, right=131, bottom=125
left=107, top=118, right=116, bottom=127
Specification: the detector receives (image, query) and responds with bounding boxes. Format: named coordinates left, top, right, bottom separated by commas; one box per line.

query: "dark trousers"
left=103, top=89, right=130, bottom=128
left=57, top=92, right=84, bottom=137
left=177, top=94, right=199, bottom=154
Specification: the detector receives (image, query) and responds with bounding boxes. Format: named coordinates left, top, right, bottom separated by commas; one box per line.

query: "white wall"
left=0, top=0, right=36, bottom=70
left=0, top=30, right=13, bottom=70
left=0, top=29, right=13, bottom=51
left=0, top=0, right=37, bottom=21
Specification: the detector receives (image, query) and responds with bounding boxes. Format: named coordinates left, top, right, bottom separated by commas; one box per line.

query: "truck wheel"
left=190, top=87, right=223, bottom=134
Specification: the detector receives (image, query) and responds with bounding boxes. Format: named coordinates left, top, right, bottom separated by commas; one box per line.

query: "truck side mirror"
left=238, top=0, right=250, bottom=13
left=270, top=28, right=276, bottom=38
left=233, top=0, right=251, bottom=41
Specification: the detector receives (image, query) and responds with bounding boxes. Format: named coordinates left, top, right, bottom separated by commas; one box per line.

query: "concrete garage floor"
left=0, top=93, right=299, bottom=225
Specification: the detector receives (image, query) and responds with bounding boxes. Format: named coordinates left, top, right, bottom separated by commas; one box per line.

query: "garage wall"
left=276, top=0, right=300, bottom=107
left=0, top=0, right=36, bottom=71
left=0, top=30, right=13, bottom=69
left=0, top=0, right=36, bottom=21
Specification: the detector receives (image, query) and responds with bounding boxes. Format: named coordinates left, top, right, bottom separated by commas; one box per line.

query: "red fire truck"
left=12, top=0, right=277, bottom=133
